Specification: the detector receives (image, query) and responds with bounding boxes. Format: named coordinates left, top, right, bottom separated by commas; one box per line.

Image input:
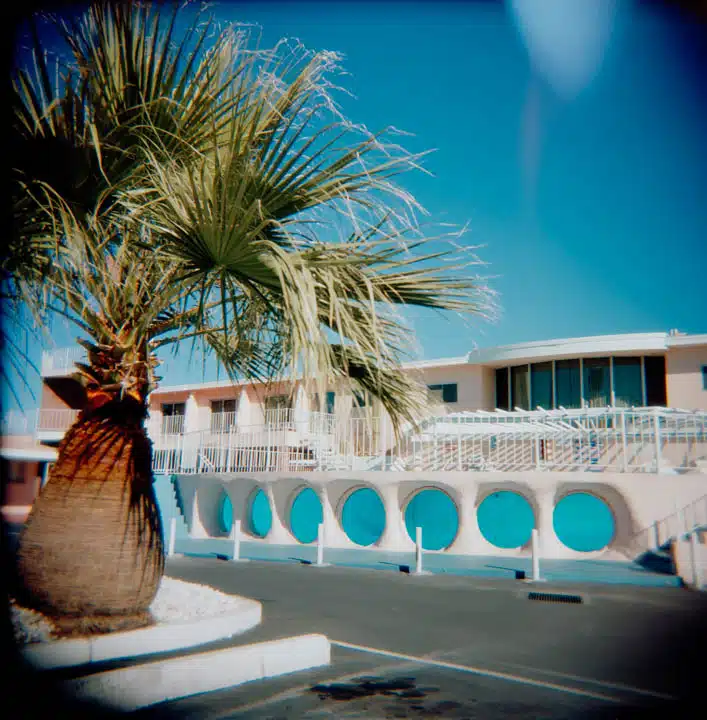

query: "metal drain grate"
left=528, top=591, right=583, bottom=604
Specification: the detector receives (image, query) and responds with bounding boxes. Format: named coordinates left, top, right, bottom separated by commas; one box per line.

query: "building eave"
left=466, top=332, right=670, bottom=367
left=1, top=447, right=58, bottom=462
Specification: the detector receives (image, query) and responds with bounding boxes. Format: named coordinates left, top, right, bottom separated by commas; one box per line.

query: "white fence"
left=4, top=405, right=706, bottom=475
left=389, top=407, right=707, bottom=474
left=149, top=407, right=707, bottom=475
left=37, top=408, right=80, bottom=432
left=630, top=494, right=707, bottom=556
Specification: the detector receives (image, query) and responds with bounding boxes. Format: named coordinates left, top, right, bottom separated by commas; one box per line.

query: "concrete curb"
left=65, top=633, right=331, bottom=712
left=22, top=599, right=262, bottom=670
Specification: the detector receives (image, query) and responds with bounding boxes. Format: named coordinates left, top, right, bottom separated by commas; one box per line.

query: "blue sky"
left=6, top=0, right=707, bottom=409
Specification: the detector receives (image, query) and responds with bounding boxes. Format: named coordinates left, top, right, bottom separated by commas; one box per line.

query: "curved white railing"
left=3, top=405, right=705, bottom=475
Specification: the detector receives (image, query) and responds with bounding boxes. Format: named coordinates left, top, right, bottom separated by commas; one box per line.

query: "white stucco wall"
left=666, top=346, right=707, bottom=410
left=174, top=470, right=706, bottom=562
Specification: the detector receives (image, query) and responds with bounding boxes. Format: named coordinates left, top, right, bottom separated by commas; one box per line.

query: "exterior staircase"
left=630, top=495, right=707, bottom=588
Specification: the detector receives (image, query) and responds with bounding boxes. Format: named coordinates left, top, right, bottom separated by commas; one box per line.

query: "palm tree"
left=10, top=1, right=491, bottom=630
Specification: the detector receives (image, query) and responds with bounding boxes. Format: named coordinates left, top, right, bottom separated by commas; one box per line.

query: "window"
left=353, top=390, right=367, bottom=408
left=613, top=357, right=642, bottom=407
left=703, top=366, right=707, bottom=391
left=313, top=391, right=336, bottom=414
left=264, top=394, right=292, bottom=427
left=265, top=394, right=290, bottom=410
left=326, top=391, right=336, bottom=414
left=495, top=368, right=509, bottom=410
left=530, top=362, right=553, bottom=410
left=427, top=383, right=458, bottom=404
left=510, top=366, right=529, bottom=410
left=555, top=359, right=581, bottom=409
left=644, top=356, right=667, bottom=406
left=211, top=398, right=238, bottom=433
left=583, top=357, right=610, bottom=408
left=161, top=403, right=185, bottom=434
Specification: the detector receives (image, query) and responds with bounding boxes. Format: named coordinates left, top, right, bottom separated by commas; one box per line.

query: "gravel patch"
left=150, top=576, right=250, bottom=623
left=12, top=576, right=248, bottom=645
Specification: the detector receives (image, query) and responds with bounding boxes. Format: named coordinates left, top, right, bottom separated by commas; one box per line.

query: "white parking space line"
left=490, top=659, right=675, bottom=701
left=331, top=640, right=627, bottom=704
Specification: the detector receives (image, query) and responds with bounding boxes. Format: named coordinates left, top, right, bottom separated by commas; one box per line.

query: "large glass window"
left=644, top=356, right=667, bottom=406
left=495, top=368, right=509, bottom=410
left=583, top=357, right=610, bottom=408
left=613, top=357, right=642, bottom=407
left=510, top=365, right=530, bottom=410
left=530, top=362, right=553, bottom=410
left=555, top=359, right=581, bottom=409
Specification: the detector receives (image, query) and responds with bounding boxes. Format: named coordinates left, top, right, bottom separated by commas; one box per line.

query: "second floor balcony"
left=41, top=347, right=86, bottom=377
left=4, top=405, right=706, bottom=475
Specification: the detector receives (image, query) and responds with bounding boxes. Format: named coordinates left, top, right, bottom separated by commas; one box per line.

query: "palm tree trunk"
left=15, top=397, right=164, bottom=630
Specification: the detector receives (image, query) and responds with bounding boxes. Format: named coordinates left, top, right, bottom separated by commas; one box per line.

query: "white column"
left=182, top=393, right=200, bottom=470
left=535, top=489, right=567, bottom=559
left=238, top=388, right=254, bottom=428
left=294, top=384, right=309, bottom=436
left=263, top=480, right=296, bottom=545
left=319, top=485, right=350, bottom=548
left=376, top=482, right=412, bottom=551
left=184, top=393, right=200, bottom=432
left=188, top=486, right=208, bottom=539
left=448, top=484, right=488, bottom=555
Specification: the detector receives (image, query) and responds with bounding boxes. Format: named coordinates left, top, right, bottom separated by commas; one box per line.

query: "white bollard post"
left=531, top=528, right=541, bottom=582
left=168, top=516, right=177, bottom=557
left=652, top=521, right=660, bottom=551
left=316, top=522, right=325, bottom=566
left=690, top=530, right=702, bottom=589
left=232, top=519, right=241, bottom=561
left=415, top=526, right=423, bottom=575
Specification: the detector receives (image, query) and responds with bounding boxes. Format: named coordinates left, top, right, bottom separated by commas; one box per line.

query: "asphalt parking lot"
left=134, top=556, right=707, bottom=719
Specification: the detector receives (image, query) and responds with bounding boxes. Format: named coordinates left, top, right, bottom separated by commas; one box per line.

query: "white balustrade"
left=37, top=408, right=80, bottom=431
left=40, top=346, right=85, bottom=375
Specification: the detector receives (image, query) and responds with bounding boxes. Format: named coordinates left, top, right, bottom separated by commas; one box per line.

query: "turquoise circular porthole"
left=477, top=491, right=534, bottom=549
left=290, top=487, right=323, bottom=544
left=342, top=488, right=386, bottom=546
left=218, top=491, right=233, bottom=535
left=404, top=488, right=458, bottom=551
left=248, top=488, right=272, bottom=538
left=553, top=493, right=614, bottom=552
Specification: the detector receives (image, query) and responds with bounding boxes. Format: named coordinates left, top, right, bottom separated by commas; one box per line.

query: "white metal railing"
left=40, top=347, right=86, bottom=375
left=210, top=411, right=238, bottom=434
left=37, top=408, right=80, bottom=432
left=630, top=494, right=707, bottom=556
left=264, top=407, right=295, bottom=430
left=148, top=407, right=707, bottom=475
left=160, top=414, right=185, bottom=435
